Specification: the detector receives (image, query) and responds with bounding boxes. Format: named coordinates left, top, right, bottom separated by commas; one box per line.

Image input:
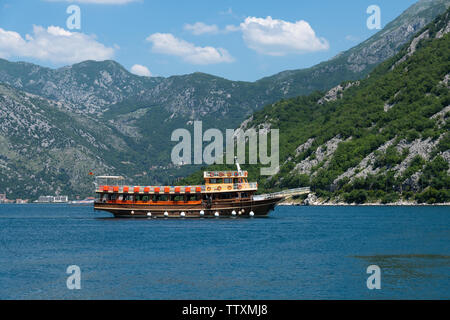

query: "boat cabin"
left=95, top=171, right=257, bottom=205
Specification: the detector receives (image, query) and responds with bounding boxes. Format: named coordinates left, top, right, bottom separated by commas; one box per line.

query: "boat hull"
left=94, top=197, right=283, bottom=218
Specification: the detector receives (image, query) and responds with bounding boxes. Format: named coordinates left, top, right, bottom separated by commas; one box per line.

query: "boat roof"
left=203, top=171, right=248, bottom=178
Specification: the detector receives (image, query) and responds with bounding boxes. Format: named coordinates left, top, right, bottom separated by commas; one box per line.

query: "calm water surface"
left=0, top=204, right=448, bottom=299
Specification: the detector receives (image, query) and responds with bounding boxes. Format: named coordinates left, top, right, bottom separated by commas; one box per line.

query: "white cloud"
left=184, top=22, right=240, bottom=35
left=224, top=25, right=240, bottom=33
left=130, top=64, right=151, bottom=77
left=239, top=16, right=329, bottom=56
left=146, top=33, right=234, bottom=65
left=45, top=0, right=139, bottom=4
left=0, top=25, right=115, bottom=64
left=184, top=22, right=219, bottom=35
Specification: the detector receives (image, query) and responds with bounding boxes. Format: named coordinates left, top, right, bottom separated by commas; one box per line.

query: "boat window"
left=141, top=195, right=149, bottom=202
left=224, top=178, right=232, bottom=184
left=156, top=195, right=168, bottom=201
left=123, top=194, right=133, bottom=201
left=203, top=194, right=212, bottom=201
left=209, top=178, right=222, bottom=184
left=218, top=192, right=234, bottom=199
left=187, top=194, right=199, bottom=201
left=172, top=195, right=184, bottom=201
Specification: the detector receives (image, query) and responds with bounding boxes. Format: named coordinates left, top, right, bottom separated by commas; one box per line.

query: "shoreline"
left=279, top=201, right=450, bottom=206
left=280, top=192, right=450, bottom=206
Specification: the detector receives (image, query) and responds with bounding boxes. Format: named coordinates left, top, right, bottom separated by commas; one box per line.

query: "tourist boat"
left=93, top=163, right=308, bottom=218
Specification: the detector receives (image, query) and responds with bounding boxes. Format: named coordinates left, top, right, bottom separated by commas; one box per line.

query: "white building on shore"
left=35, top=195, right=68, bottom=203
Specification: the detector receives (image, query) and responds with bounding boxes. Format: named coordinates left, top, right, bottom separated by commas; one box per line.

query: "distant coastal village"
left=0, top=192, right=67, bottom=204
left=0, top=192, right=30, bottom=204
left=0, top=192, right=94, bottom=204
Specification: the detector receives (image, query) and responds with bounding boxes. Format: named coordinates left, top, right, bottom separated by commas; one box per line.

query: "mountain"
left=0, top=83, right=111, bottom=198
left=2, top=1, right=448, bottom=111
left=0, top=60, right=163, bottom=115
left=0, top=82, right=161, bottom=199
left=183, top=8, right=450, bottom=204
left=0, top=0, right=448, bottom=200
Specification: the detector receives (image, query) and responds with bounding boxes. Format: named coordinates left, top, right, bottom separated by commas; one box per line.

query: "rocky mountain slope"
left=0, top=83, right=152, bottom=198
left=0, top=0, right=448, bottom=199
left=183, top=8, right=450, bottom=204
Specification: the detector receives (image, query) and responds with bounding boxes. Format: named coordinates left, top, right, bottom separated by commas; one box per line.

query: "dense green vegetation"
left=182, top=9, right=450, bottom=204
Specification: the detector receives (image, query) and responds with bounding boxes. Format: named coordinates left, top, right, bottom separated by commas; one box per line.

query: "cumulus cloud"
left=0, top=25, right=115, bottom=64
left=184, top=22, right=240, bottom=35
left=45, top=0, right=139, bottom=4
left=130, top=64, right=151, bottom=76
left=184, top=22, right=241, bottom=36
left=184, top=22, right=219, bottom=35
left=146, top=33, right=234, bottom=65
left=239, top=16, right=329, bottom=56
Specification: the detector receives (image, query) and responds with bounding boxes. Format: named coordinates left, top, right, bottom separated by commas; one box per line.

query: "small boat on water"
left=93, top=162, right=309, bottom=218
left=69, top=197, right=95, bottom=205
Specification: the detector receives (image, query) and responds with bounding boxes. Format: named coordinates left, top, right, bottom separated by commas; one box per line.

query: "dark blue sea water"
left=0, top=204, right=448, bottom=299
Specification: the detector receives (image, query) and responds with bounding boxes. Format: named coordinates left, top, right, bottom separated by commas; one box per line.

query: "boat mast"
left=234, top=156, right=241, bottom=172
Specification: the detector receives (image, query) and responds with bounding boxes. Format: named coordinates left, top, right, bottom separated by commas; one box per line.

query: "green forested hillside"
left=182, top=9, right=450, bottom=204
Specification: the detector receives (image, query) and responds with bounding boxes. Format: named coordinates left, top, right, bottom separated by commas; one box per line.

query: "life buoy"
left=207, top=187, right=211, bottom=191
left=217, top=186, right=222, bottom=191
left=209, top=172, right=214, bottom=177
left=234, top=172, right=238, bottom=176
left=227, top=186, right=232, bottom=190
left=227, top=172, right=231, bottom=177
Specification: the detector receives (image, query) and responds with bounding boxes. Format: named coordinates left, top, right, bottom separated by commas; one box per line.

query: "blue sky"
left=0, top=0, right=417, bottom=81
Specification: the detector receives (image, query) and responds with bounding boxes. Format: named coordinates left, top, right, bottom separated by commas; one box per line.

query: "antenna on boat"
left=234, top=156, right=241, bottom=172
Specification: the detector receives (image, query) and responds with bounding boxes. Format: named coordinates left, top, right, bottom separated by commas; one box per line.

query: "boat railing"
left=204, top=171, right=248, bottom=178
left=254, top=187, right=310, bottom=200
left=97, top=182, right=259, bottom=193
left=94, top=176, right=125, bottom=189
left=233, top=182, right=258, bottom=190
left=97, top=185, right=206, bottom=193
